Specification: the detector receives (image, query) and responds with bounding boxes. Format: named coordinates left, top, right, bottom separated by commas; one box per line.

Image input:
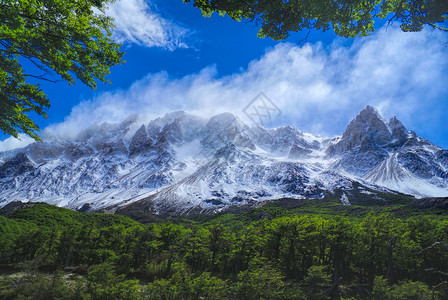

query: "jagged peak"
left=352, top=108, right=412, bottom=144
left=152, top=110, right=188, bottom=123
left=364, top=105, right=377, bottom=113
left=387, top=116, right=409, bottom=140
left=274, top=125, right=302, bottom=134
left=333, top=106, right=394, bottom=152
left=204, top=112, right=241, bottom=131
left=162, top=110, right=189, bottom=121
left=121, top=114, right=140, bottom=127
left=389, top=115, right=400, bottom=123
left=208, top=112, right=237, bottom=123
left=133, top=124, right=147, bottom=136
left=357, top=107, right=408, bottom=135
left=148, top=110, right=202, bottom=132
left=343, top=106, right=389, bottom=136
left=357, top=105, right=388, bottom=125
left=388, top=116, right=406, bottom=130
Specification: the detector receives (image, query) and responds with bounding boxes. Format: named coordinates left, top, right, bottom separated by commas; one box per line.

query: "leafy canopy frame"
left=0, top=0, right=124, bottom=140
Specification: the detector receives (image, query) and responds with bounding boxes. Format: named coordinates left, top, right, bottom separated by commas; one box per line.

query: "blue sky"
left=1, top=0, right=448, bottom=150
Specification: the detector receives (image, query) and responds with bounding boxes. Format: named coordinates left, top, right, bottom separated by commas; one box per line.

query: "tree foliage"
left=2, top=203, right=448, bottom=299
left=183, top=0, right=448, bottom=40
left=0, top=0, right=124, bottom=140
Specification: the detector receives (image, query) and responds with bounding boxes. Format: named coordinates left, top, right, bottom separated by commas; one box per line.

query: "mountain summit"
left=0, top=106, right=447, bottom=216
left=334, top=105, right=408, bottom=152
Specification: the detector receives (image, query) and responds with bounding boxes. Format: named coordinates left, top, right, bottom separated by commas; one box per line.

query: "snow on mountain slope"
left=364, top=153, right=448, bottom=197
left=0, top=106, right=447, bottom=215
left=326, top=106, right=448, bottom=197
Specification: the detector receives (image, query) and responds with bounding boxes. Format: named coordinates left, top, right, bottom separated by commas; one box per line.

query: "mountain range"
left=0, top=106, right=447, bottom=217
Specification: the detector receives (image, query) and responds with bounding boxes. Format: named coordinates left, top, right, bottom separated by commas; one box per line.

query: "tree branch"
left=425, top=268, right=448, bottom=277
left=24, top=74, right=61, bottom=83
left=432, top=281, right=448, bottom=300
left=419, top=242, right=448, bottom=254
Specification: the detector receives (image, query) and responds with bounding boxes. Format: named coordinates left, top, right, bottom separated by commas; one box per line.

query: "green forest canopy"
left=1, top=202, right=448, bottom=299
left=184, top=0, right=448, bottom=40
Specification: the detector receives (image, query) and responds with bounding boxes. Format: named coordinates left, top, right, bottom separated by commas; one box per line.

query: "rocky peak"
left=149, top=110, right=188, bottom=129
left=159, top=120, right=183, bottom=145
left=205, top=112, right=237, bottom=129
left=75, top=119, right=134, bottom=150
left=269, top=126, right=305, bottom=154
left=201, top=113, right=241, bottom=149
left=27, top=140, right=66, bottom=162
left=388, top=116, right=408, bottom=144
left=129, top=124, right=153, bottom=156
left=333, top=106, right=393, bottom=153
left=0, top=152, right=35, bottom=178
left=148, top=111, right=204, bottom=142
left=196, top=113, right=253, bottom=152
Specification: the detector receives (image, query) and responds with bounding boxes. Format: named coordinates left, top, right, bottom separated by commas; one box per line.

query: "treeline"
left=1, top=203, right=448, bottom=299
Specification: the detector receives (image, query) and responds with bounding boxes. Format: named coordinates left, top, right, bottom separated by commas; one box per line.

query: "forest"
left=1, top=201, right=448, bottom=299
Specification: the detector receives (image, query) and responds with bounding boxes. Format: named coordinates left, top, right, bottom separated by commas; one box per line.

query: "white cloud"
left=105, top=0, right=188, bottom=49
left=48, top=26, right=448, bottom=143
left=0, top=135, right=34, bottom=152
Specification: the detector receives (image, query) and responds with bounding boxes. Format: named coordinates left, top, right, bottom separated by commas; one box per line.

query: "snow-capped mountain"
left=327, top=106, right=448, bottom=197
left=0, top=106, right=447, bottom=215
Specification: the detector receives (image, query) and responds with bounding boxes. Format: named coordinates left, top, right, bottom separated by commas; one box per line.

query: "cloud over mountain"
left=2, top=26, right=447, bottom=147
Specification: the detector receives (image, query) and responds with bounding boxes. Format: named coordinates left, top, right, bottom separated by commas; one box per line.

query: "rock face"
left=334, top=105, right=393, bottom=152
left=0, top=201, right=37, bottom=218
left=326, top=106, right=447, bottom=197
left=0, top=153, right=35, bottom=178
left=327, top=106, right=412, bottom=174
left=0, top=106, right=447, bottom=216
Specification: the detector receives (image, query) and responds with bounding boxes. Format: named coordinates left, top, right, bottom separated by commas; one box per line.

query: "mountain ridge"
left=0, top=106, right=447, bottom=215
